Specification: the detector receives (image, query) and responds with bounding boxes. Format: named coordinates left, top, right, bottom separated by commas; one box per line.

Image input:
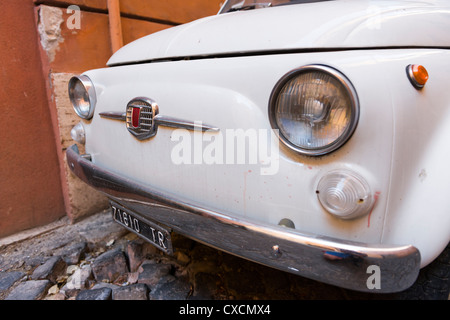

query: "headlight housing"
left=269, top=65, right=359, bottom=156
left=68, top=75, right=97, bottom=120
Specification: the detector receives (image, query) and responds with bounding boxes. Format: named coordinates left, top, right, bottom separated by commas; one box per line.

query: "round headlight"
left=68, top=75, right=96, bottom=119
left=269, top=65, right=359, bottom=156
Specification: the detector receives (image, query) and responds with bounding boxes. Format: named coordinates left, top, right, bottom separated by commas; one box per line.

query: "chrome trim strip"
left=154, top=115, right=220, bottom=132
left=99, top=112, right=126, bottom=121
left=100, top=111, right=220, bottom=132
left=66, top=144, right=420, bottom=293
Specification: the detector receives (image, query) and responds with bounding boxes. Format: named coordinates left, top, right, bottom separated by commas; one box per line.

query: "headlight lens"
left=269, top=65, right=359, bottom=156
left=68, top=75, right=96, bottom=119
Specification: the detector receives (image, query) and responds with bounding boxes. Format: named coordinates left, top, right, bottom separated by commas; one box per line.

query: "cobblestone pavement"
left=0, top=209, right=414, bottom=300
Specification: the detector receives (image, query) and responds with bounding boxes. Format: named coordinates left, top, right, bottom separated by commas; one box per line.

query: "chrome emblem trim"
left=98, top=111, right=127, bottom=121
left=126, top=97, right=158, bottom=140
left=99, top=97, right=220, bottom=140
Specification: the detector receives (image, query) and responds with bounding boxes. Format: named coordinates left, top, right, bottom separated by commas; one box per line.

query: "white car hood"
left=107, top=0, right=450, bottom=66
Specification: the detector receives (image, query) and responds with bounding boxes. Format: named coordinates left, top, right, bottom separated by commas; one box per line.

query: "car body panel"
left=83, top=48, right=450, bottom=267
left=107, top=0, right=450, bottom=66
left=67, top=0, right=450, bottom=292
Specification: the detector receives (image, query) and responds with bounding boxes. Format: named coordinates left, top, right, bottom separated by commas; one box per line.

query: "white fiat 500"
left=67, top=0, right=450, bottom=297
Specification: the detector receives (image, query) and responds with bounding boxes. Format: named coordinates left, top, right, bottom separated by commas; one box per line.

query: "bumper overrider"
left=67, top=144, right=420, bottom=293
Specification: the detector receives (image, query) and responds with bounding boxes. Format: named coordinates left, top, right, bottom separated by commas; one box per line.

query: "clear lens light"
left=270, top=66, right=358, bottom=156
left=70, top=122, right=86, bottom=144
left=316, top=170, right=374, bottom=219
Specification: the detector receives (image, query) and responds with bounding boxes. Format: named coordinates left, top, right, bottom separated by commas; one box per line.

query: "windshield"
left=219, top=0, right=331, bottom=14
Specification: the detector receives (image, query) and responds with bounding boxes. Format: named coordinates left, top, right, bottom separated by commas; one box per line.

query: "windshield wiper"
left=226, top=2, right=272, bottom=12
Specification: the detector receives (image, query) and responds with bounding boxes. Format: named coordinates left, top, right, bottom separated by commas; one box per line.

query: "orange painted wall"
left=36, top=0, right=223, bottom=73
left=0, top=0, right=66, bottom=238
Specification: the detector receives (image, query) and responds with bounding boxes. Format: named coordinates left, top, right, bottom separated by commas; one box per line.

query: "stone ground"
left=0, top=209, right=444, bottom=301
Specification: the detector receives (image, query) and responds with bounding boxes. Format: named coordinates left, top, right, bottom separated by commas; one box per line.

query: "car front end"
left=67, top=0, right=450, bottom=293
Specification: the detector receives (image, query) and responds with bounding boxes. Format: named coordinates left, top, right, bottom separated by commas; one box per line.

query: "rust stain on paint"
left=367, top=191, right=381, bottom=228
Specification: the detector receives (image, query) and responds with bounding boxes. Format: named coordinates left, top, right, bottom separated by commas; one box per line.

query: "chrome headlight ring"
left=268, top=65, right=359, bottom=156
left=68, top=75, right=97, bottom=120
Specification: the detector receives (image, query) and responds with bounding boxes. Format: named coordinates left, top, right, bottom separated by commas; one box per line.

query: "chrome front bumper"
left=67, top=144, right=420, bottom=293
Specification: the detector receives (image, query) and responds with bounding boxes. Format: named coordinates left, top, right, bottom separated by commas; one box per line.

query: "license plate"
left=111, top=202, right=173, bottom=254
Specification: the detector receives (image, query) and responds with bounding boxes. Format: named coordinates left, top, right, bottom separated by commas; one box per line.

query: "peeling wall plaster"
left=38, top=6, right=64, bottom=63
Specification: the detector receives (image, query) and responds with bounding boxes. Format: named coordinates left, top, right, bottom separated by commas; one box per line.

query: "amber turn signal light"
left=407, top=64, right=429, bottom=89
